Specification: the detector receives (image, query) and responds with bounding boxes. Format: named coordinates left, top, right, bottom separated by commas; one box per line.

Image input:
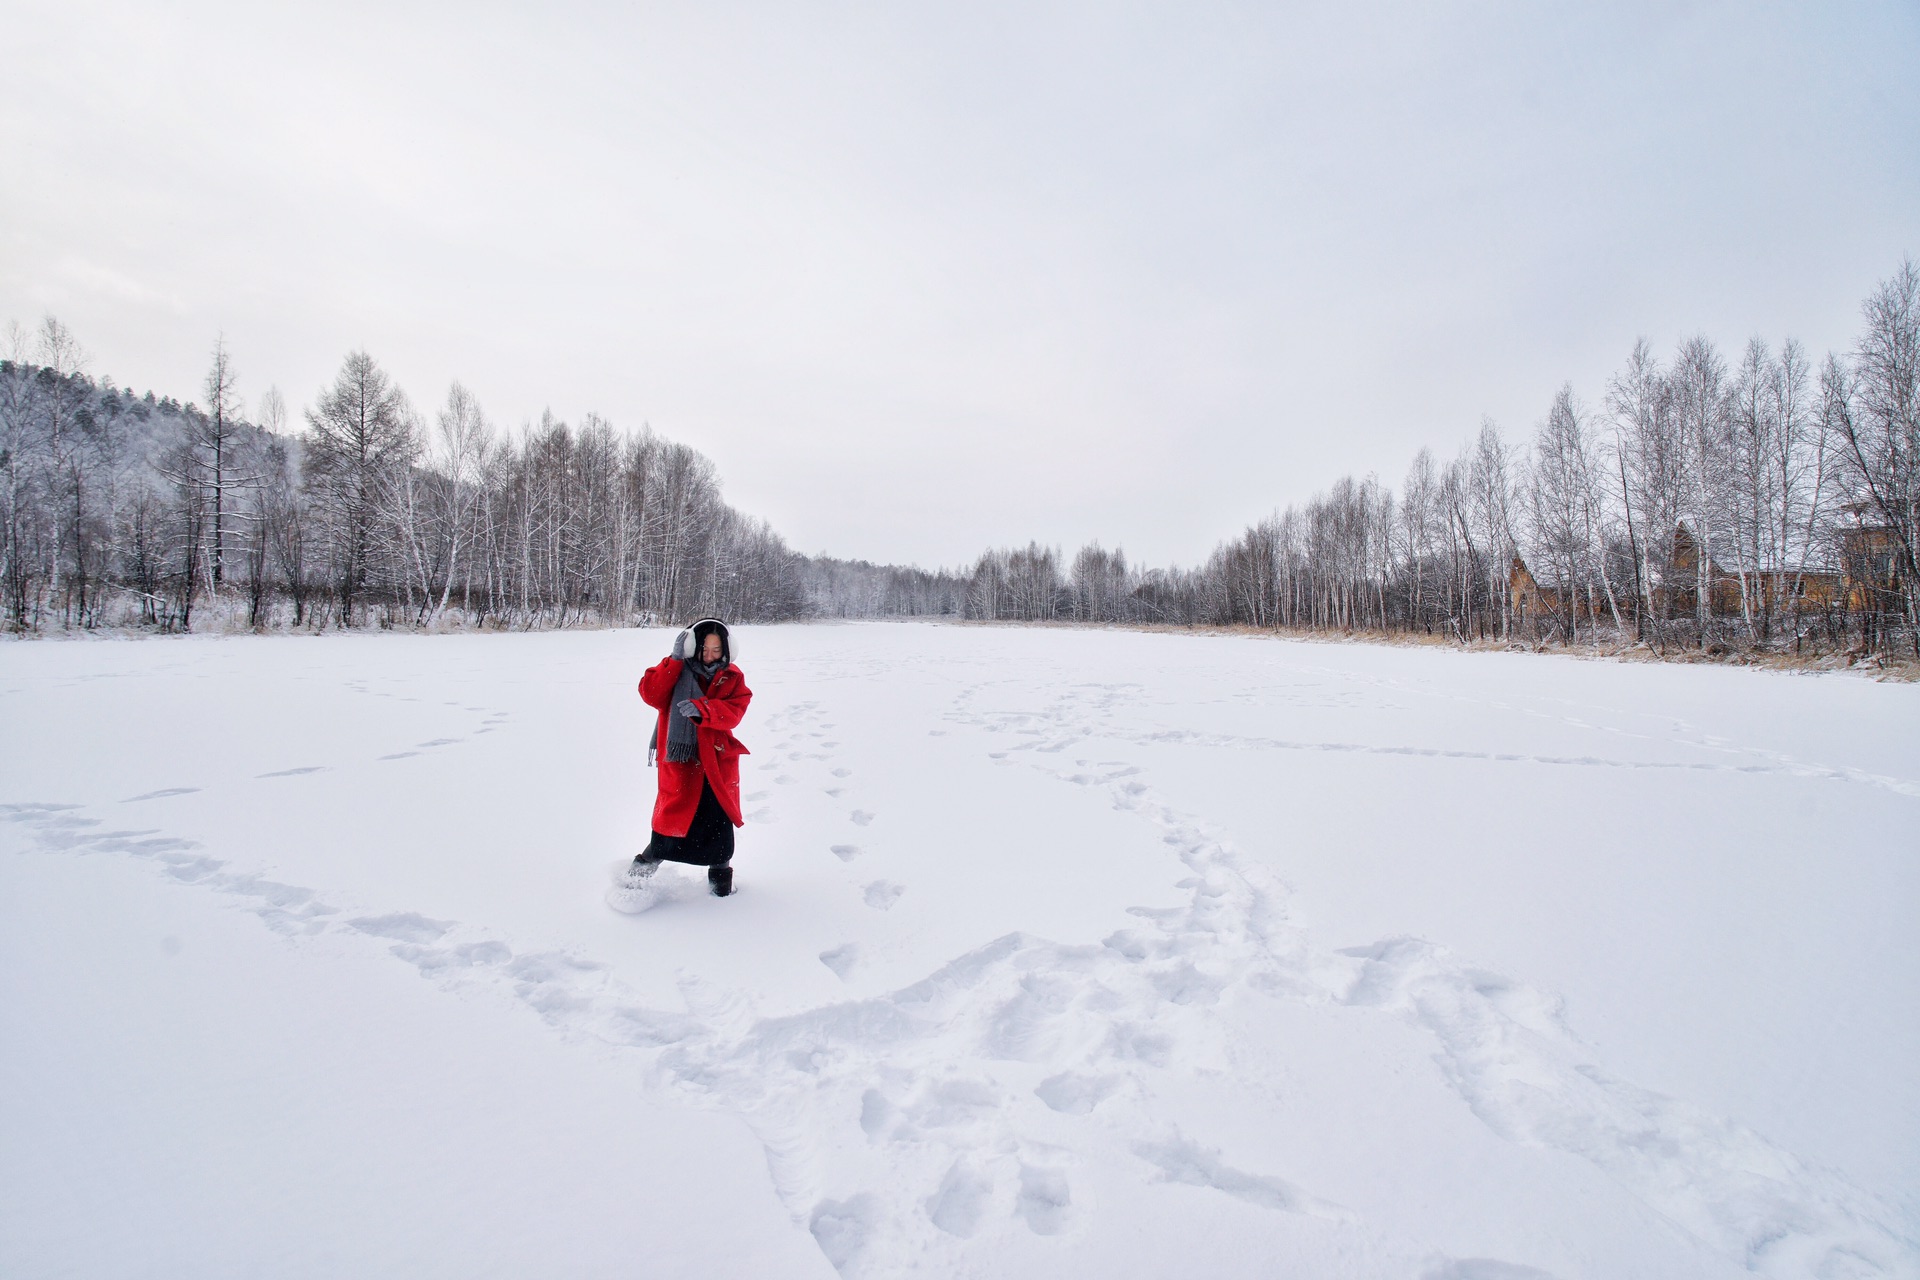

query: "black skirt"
left=646, top=780, right=735, bottom=867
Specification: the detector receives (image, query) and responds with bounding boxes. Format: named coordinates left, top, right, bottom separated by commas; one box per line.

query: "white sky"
left=3, top=1, right=1916, bottom=568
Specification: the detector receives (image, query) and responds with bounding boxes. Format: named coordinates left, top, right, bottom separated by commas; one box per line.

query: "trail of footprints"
left=749, top=700, right=896, bottom=926
left=9, top=673, right=1913, bottom=1279
left=112, top=687, right=512, bottom=802
left=939, top=678, right=1915, bottom=1279
left=0, top=766, right=1389, bottom=1276
left=1302, top=663, right=1920, bottom=799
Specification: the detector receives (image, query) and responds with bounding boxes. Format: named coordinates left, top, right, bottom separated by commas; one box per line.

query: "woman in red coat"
left=626, top=618, right=752, bottom=897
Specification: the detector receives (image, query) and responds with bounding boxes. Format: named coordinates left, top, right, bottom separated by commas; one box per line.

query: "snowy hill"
left=2, top=623, right=1915, bottom=1278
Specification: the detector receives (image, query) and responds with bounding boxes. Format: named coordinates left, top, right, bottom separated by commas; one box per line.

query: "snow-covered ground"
left=3, top=622, right=1915, bottom=1279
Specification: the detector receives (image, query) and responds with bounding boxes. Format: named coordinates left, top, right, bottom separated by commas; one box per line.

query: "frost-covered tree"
left=302, top=351, right=416, bottom=624
left=1668, top=335, right=1732, bottom=638
left=1830, top=259, right=1919, bottom=633
left=1528, top=385, right=1596, bottom=641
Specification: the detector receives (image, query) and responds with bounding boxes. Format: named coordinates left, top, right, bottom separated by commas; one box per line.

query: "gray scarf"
left=653, top=658, right=724, bottom=764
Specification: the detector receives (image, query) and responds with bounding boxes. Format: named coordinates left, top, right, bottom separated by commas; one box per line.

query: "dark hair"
left=690, top=618, right=731, bottom=665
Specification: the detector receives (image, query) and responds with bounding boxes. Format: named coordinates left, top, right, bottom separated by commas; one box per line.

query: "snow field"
left=2, top=622, right=1916, bottom=1278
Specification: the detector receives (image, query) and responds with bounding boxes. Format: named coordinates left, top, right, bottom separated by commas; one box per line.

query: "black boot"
left=708, top=865, right=734, bottom=897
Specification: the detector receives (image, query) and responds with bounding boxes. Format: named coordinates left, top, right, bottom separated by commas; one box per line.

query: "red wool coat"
left=638, top=657, right=752, bottom=837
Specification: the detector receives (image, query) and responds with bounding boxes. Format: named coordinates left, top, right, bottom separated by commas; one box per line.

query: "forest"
left=3, top=260, right=1914, bottom=657
left=929, top=260, right=1920, bottom=657
left=1, top=338, right=808, bottom=633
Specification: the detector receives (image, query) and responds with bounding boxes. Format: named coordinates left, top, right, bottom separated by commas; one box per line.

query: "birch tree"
left=1831, top=259, right=1919, bottom=634
left=1668, top=336, right=1731, bottom=639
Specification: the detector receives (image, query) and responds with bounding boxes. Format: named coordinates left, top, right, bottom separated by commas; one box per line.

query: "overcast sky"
left=3, top=1, right=1916, bottom=568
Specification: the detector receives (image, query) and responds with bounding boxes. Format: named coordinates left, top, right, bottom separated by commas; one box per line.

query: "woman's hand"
left=672, top=629, right=692, bottom=660
left=675, top=699, right=702, bottom=720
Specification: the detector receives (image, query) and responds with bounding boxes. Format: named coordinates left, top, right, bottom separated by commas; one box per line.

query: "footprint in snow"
left=809, top=1195, right=882, bottom=1272
left=831, top=767, right=853, bottom=778
left=1034, top=1072, right=1122, bottom=1115
left=830, top=844, right=861, bottom=862
left=775, top=775, right=796, bottom=785
left=926, top=1161, right=992, bottom=1238
left=416, top=738, right=462, bottom=747
left=346, top=912, right=454, bottom=944
left=825, top=788, right=844, bottom=797
left=863, top=881, right=904, bottom=910
left=748, top=808, right=775, bottom=822
left=402, top=939, right=512, bottom=971
left=379, top=752, right=420, bottom=760
left=1133, top=1134, right=1352, bottom=1221
left=1421, top=1261, right=1563, bottom=1280
left=1016, top=1164, right=1074, bottom=1235
left=257, top=766, right=327, bottom=778
left=121, top=787, right=201, bottom=803
left=819, top=943, right=859, bottom=979
left=850, top=810, right=875, bottom=826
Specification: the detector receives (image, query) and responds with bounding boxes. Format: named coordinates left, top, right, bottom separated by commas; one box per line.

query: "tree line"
left=1, top=333, right=807, bottom=632
left=5, top=259, right=1913, bottom=657
left=951, top=260, right=1918, bottom=657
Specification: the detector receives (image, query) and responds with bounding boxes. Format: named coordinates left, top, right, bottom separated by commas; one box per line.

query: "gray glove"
left=675, top=699, right=702, bottom=720
left=672, top=629, right=692, bottom=660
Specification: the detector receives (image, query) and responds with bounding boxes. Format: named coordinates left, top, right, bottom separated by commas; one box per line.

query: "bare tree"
left=195, top=336, right=252, bottom=590
left=1397, top=449, right=1440, bottom=632
left=1768, top=339, right=1820, bottom=640
left=427, top=382, right=490, bottom=619
left=1469, top=420, right=1521, bottom=640
left=1668, top=335, right=1731, bottom=641
left=303, top=351, right=415, bottom=625
left=35, top=318, right=96, bottom=623
left=0, top=322, right=43, bottom=627
left=1527, top=385, right=1602, bottom=641
left=1830, top=259, right=1919, bottom=639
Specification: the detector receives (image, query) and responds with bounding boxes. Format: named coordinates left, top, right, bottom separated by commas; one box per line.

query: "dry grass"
left=15, top=607, right=1917, bottom=682
left=941, top=617, right=1920, bottom=681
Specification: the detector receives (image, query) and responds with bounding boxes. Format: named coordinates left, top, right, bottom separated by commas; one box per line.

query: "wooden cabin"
left=1837, top=523, right=1906, bottom=612
left=1509, top=523, right=1846, bottom=630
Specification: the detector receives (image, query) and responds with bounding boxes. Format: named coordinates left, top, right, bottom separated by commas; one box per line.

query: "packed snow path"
left=3, top=623, right=1916, bottom=1278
